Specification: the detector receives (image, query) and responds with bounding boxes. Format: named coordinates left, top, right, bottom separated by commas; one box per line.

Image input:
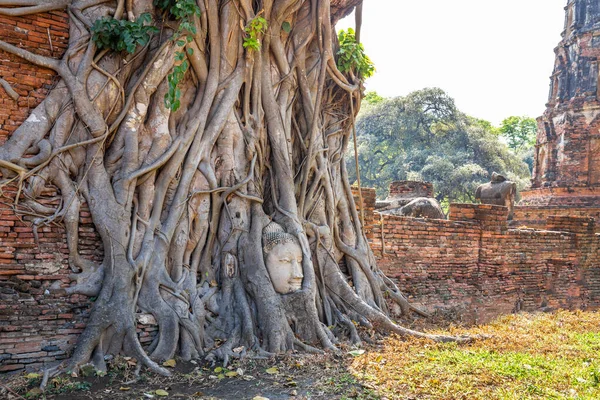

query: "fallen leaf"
left=347, top=349, right=365, bottom=357
left=120, top=387, right=131, bottom=391
left=143, top=393, right=155, bottom=398
left=214, top=366, right=223, bottom=373
left=25, top=373, right=40, bottom=379
left=163, top=359, right=177, bottom=368
left=155, top=389, right=169, bottom=396
left=253, top=397, right=270, bottom=400
left=265, top=367, right=278, bottom=374
left=217, top=373, right=225, bottom=379
left=225, top=371, right=238, bottom=377
left=236, top=368, right=244, bottom=376
left=233, top=346, right=244, bottom=353
left=26, top=388, right=43, bottom=397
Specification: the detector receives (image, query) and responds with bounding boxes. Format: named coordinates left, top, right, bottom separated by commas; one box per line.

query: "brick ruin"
left=1, top=1, right=600, bottom=374
left=354, top=187, right=600, bottom=325
left=517, top=0, right=600, bottom=225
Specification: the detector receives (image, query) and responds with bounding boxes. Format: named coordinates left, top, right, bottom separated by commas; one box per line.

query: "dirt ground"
left=1, top=350, right=381, bottom=400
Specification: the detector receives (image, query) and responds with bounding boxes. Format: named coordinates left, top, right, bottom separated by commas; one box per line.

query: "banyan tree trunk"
left=0, top=0, right=464, bottom=381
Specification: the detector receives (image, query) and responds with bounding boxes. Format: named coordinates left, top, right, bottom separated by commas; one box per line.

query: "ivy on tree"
left=337, top=28, right=374, bottom=79
left=243, top=16, right=268, bottom=51
left=91, top=13, right=158, bottom=54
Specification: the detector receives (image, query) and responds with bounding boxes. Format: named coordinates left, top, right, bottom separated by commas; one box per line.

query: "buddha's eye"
left=296, top=258, right=302, bottom=263
left=280, top=258, right=291, bottom=263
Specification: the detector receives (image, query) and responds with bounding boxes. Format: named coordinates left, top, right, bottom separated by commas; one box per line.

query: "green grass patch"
left=351, top=311, right=600, bottom=399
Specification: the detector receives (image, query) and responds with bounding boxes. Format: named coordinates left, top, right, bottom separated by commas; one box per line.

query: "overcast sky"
left=337, top=0, right=567, bottom=125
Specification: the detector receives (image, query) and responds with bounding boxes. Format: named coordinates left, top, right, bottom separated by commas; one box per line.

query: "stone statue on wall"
left=397, top=198, right=446, bottom=220
left=262, top=222, right=304, bottom=294
left=475, top=173, right=518, bottom=219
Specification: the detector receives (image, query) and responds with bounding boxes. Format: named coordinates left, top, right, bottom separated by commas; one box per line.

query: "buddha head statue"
left=262, top=221, right=304, bottom=294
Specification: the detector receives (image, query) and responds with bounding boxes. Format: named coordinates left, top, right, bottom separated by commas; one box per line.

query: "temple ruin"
left=1, top=1, right=599, bottom=374
left=516, top=0, right=600, bottom=229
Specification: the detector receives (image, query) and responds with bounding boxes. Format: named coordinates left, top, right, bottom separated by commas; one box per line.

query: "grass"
left=350, top=310, right=600, bottom=399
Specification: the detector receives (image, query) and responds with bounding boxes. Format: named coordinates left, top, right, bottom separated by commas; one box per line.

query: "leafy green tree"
left=499, top=116, right=537, bottom=150
left=348, top=89, right=531, bottom=203
left=363, top=91, right=384, bottom=105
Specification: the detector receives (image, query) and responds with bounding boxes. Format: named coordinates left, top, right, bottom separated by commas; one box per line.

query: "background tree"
left=0, top=0, right=463, bottom=384
left=499, top=115, right=537, bottom=173
left=348, top=88, right=531, bottom=204
left=499, top=116, right=537, bottom=150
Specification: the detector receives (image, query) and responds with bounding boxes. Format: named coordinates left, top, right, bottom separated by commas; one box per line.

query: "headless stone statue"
left=475, top=172, right=517, bottom=219
left=262, top=222, right=304, bottom=294
left=397, top=197, right=445, bottom=219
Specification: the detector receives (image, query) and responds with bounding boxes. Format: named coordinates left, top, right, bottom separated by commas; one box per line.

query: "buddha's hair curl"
left=262, top=221, right=300, bottom=253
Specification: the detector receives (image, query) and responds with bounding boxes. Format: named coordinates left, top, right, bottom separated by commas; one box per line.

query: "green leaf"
left=347, top=349, right=365, bottom=357
left=155, top=389, right=169, bottom=396
left=282, top=21, right=291, bottom=33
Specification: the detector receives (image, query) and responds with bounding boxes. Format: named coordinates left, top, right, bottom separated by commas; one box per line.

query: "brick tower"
left=520, top=0, right=600, bottom=206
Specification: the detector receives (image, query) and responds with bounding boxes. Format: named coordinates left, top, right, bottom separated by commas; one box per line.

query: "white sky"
left=337, top=0, right=567, bottom=125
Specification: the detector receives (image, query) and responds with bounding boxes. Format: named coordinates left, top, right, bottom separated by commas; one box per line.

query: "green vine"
left=243, top=16, right=268, bottom=51
left=154, top=0, right=200, bottom=21
left=164, top=51, right=189, bottom=111
left=91, top=13, right=158, bottom=54
left=154, top=0, right=201, bottom=111
left=336, top=28, right=374, bottom=79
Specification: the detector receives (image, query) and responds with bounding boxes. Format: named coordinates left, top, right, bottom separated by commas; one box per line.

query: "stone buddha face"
left=262, top=222, right=304, bottom=294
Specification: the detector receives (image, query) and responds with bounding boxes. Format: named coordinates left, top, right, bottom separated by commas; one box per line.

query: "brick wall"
left=354, top=187, right=600, bottom=324
left=513, top=205, right=600, bottom=233
left=0, top=9, right=76, bottom=373
left=387, top=181, right=434, bottom=199
left=0, top=188, right=101, bottom=373
left=0, top=10, right=69, bottom=145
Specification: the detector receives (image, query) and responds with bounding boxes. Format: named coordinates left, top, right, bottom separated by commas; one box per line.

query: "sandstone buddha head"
left=262, top=222, right=303, bottom=294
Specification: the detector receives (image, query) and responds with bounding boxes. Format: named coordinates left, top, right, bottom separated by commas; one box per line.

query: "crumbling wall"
left=0, top=10, right=68, bottom=145
left=355, top=188, right=600, bottom=324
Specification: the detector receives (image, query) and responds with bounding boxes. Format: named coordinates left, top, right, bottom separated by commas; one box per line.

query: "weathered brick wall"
left=0, top=10, right=69, bottom=145
left=0, top=189, right=100, bottom=373
left=387, top=181, right=434, bottom=199
left=526, top=3, right=600, bottom=204
left=0, top=9, right=76, bottom=374
left=513, top=205, right=600, bottom=233
left=354, top=187, right=600, bottom=324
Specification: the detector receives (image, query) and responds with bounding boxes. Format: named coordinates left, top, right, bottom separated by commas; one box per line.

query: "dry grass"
left=351, top=311, right=600, bottom=400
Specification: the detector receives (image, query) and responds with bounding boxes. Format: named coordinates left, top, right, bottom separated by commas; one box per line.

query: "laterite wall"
left=353, top=187, right=600, bottom=324
left=0, top=10, right=68, bottom=145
